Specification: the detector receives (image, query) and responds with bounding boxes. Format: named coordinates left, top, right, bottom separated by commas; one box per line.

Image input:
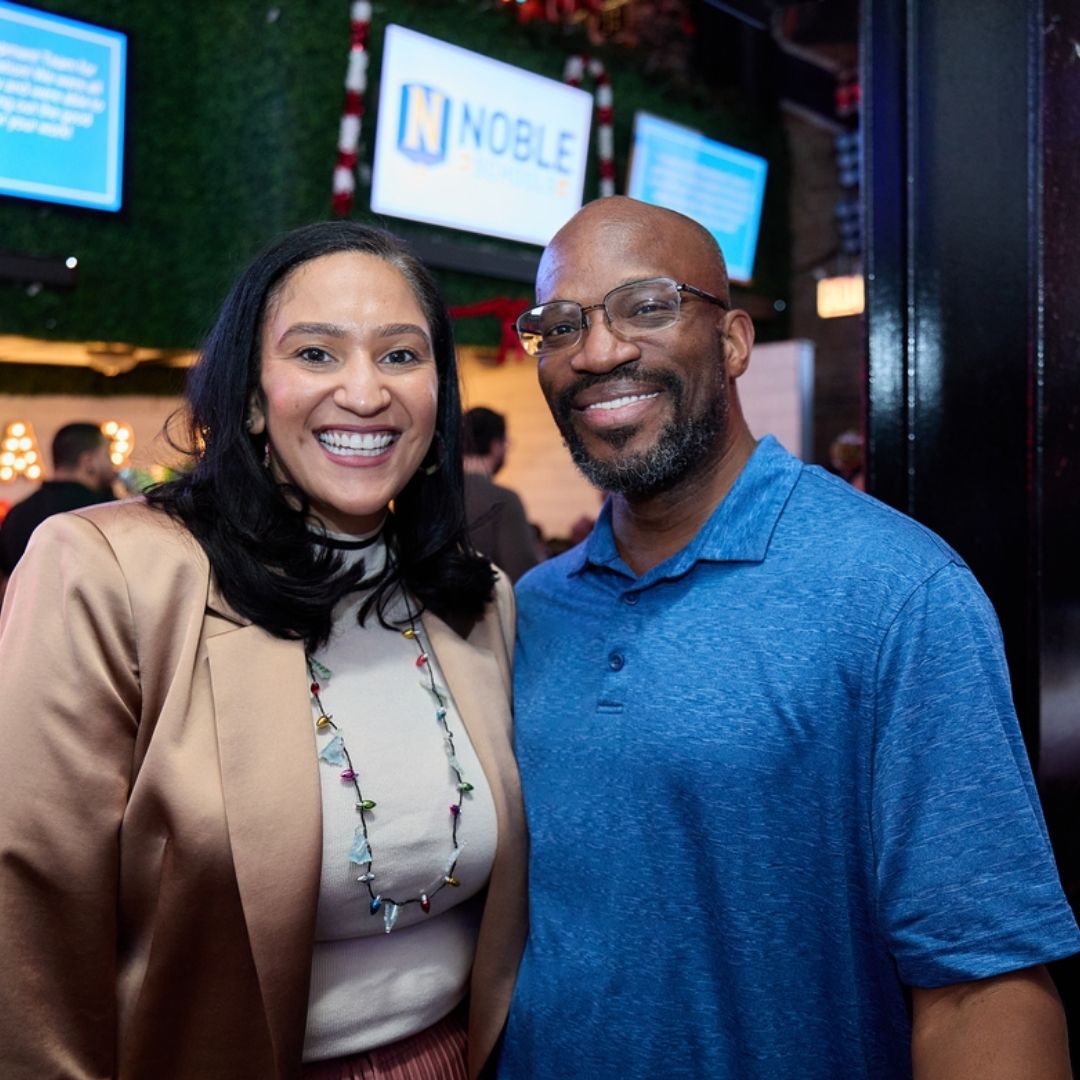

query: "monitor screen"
left=626, top=111, right=768, bottom=283
left=371, top=24, right=593, bottom=248
left=0, top=0, right=126, bottom=212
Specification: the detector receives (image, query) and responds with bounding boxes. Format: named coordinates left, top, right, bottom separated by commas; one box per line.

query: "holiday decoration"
left=0, top=421, right=42, bottom=483
left=503, top=0, right=633, bottom=44
left=564, top=54, right=615, bottom=197
left=101, top=420, right=134, bottom=469
left=332, top=2, right=372, bottom=217
left=499, top=1, right=696, bottom=81
left=449, top=297, right=534, bottom=364
left=309, top=605, right=471, bottom=933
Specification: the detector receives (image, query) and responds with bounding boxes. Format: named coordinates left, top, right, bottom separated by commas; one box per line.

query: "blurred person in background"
left=829, top=427, right=866, bottom=490
left=0, top=221, right=526, bottom=1080
left=0, top=421, right=115, bottom=583
left=462, top=405, right=538, bottom=582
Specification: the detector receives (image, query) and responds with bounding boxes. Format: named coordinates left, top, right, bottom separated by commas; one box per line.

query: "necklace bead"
left=308, top=602, right=470, bottom=933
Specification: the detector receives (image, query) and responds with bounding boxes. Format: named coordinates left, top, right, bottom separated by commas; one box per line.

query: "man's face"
left=86, top=442, right=117, bottom=491
left=535, top=214, right=732, bottom=500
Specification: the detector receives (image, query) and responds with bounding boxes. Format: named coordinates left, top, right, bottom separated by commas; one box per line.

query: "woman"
left=0, top=222, right=526, bottom=1079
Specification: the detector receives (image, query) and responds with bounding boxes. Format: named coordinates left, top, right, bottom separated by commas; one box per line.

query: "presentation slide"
left=371, top=24, right=593, bottom=248
left=627, top=112, right=768, bottom=283
left=0, top=0, right=126, bottom=211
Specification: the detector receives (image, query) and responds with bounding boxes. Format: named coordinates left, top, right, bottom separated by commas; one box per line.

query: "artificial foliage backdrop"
left=0, top=0, right=789, bottom=394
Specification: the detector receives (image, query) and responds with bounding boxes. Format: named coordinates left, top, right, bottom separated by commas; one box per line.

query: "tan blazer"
left=0, top=501, right=527, bottom=1080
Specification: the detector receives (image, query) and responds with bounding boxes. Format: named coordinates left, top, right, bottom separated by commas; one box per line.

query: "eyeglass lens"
left=517, top=278, right=682, bottom=356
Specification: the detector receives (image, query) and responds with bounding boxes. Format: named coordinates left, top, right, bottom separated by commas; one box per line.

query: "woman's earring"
left=263, top=440, right=272, bottom=470
left=420, top=432, right=444, bottom=476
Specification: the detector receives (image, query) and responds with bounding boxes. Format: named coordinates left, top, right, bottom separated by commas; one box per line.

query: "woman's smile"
left=248, top=250, right=439, bottom=535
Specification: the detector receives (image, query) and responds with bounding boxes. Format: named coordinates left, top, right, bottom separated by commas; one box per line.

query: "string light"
left=101, top=420, right=134, bottom=467
left=0, top=421, right=42, bottom=482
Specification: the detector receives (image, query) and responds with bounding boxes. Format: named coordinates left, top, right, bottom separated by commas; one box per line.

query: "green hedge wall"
left=0, top=0, right=788, bottom=394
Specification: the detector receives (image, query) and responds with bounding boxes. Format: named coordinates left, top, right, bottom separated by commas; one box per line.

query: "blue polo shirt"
left=500, top=436, right=1079, bottom=1079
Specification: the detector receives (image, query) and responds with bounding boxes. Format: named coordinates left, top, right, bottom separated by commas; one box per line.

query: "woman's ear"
left=246, top=392, right=266, bottom=436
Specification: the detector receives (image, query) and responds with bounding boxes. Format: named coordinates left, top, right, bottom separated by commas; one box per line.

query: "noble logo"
left=397, top=83, right=450, bottom=165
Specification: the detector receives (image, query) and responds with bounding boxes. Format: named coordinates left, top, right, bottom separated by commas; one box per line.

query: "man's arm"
left=911, top=965, right=1071, bottom=1079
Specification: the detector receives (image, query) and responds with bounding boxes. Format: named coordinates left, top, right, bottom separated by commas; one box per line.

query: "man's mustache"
left=554, top=362, right=684, bottom=422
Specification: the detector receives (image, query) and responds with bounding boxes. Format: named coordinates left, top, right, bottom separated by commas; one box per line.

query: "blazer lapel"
left=206, top=620, right=320, bottom=1077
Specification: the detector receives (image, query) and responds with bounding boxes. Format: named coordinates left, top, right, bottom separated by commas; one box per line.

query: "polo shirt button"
left=608, top=652, right=625, bottom=671
left=623, top=592, right=639, bottom=605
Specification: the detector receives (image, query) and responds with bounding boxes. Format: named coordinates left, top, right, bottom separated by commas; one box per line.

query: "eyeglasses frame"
left=515, top=276, right=730, bottom=358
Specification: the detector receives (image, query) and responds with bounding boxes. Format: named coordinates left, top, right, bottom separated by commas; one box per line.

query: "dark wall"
left=864, top=0, right=1038, bottom=752
left=0, top=0, right=789, bottom=370
left=1037, top=0, right=1080, bottom=1036
left=863, top=0, right=1080, bottom=1037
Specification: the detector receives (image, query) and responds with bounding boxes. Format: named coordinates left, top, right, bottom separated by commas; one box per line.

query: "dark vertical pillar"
left=863, top=0, right=1080, bottom=1036
left=1035, top=0, right=1080, bottom=1036
left=862, top=0, right=1038, bottom=751
left=1038, top=0, right=1080, bottom=897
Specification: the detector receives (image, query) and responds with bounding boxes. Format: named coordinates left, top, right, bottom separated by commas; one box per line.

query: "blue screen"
left=626, top=112, right=768, bottom=283
left=0, top=0, right=126, bottom=211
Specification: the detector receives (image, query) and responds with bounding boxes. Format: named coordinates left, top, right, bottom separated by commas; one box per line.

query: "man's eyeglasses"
left=515, top=277, right=729, bottom=358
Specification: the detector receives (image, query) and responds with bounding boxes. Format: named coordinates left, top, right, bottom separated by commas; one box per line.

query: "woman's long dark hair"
left=148, top=221, right=495, bottom=651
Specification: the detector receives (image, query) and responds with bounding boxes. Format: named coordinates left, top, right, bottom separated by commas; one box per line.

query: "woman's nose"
left=333, top=356, right=391, bottom=413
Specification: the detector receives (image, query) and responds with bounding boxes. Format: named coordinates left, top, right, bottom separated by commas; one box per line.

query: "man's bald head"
left=538, top=196, right=731, bottom=305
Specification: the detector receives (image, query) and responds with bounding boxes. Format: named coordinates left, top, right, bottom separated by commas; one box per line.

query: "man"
left=0, top=422, right=116, bottom=579
left=463, top=406, right=539, bottom=582
left=499, top=197, right=1079, bottom=1079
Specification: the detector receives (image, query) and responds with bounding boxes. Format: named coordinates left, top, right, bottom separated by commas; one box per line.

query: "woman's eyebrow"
left=373, top=322, right=430, bottom=341
left=276, top=321, right=350, bottom=344
left=276, top=321, right=430, bottom=345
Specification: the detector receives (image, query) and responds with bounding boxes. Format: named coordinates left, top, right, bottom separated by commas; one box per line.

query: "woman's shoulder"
left=37, top=497, right=208, bottom=580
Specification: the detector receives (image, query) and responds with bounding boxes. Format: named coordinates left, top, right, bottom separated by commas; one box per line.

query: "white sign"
left=371, top=24, right=593, bottom=248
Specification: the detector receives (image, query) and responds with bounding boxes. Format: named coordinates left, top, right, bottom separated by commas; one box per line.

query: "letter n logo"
left=397, top=84, right=449, bottom=165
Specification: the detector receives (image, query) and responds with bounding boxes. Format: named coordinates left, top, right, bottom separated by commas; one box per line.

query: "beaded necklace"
left=307, top=581, right=472, bottom=935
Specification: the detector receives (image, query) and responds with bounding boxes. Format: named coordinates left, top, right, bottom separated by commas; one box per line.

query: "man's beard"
left=552, top=363, right=728, bottom=500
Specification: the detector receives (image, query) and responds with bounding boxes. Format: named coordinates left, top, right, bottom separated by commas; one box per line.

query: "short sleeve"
left=871, top=562, right=1080, bottom=986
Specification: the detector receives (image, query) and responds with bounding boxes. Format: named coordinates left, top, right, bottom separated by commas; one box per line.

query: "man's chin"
left=566, top=439, right=676, bottom=500
left=585, top=422, right=643, bottom=453
left=560, top=417, right=645, bottom=457
left=562, top=405, right=728, bottom=500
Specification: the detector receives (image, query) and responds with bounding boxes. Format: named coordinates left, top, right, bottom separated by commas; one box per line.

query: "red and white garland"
left=331, top=13, right=616, bottom=212
left=332, top=2, right=372, bottom=217
left=563, top=54, right=615, bottom=198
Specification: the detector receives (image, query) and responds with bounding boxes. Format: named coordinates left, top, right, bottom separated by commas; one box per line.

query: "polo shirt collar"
left=570, top=435, right=801, bottom=580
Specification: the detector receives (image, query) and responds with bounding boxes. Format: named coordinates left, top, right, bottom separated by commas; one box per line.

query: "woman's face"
left=249, top=250, right=439, bottom=536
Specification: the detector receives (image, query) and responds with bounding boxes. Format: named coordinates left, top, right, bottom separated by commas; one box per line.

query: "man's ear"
left=246, top=392, right=266, bottom=436
left=721, top=309, right=755, bottom=380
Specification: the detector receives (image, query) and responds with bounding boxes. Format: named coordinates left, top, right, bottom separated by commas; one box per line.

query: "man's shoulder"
left=785, top=464, right=966, bottom=574
left=467, top=473, right=524, bottom=508
left=1, top=484, right=51, bottom=525
left=490, top=478, right=524, bottom=501
left=463, top=471, right=499, bottom=507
